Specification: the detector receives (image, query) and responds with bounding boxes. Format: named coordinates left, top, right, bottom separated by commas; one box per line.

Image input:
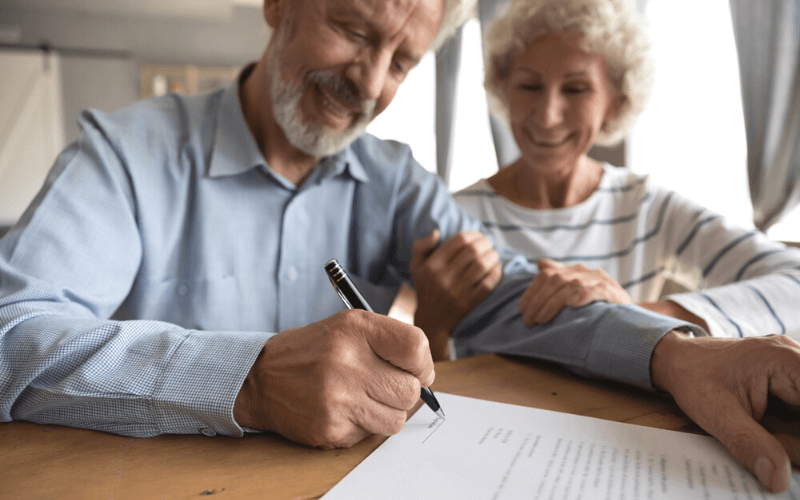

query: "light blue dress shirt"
left=0, top=79, right=694, bottom=437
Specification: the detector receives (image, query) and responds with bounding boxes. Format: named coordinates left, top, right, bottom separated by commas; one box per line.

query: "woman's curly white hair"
left=483, top=0, right=653, bottom=146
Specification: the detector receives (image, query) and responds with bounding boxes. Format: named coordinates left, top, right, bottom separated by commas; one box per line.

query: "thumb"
left=411, top=229, right=441, bottom=264
left=708, top=409, right=792, bottom=492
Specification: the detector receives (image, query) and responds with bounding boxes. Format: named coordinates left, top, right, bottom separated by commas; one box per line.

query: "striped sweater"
left=455, top=164, right=800, bottom=338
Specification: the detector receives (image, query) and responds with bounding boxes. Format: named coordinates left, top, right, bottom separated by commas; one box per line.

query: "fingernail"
left=754, top=457, right=776, bottom=491
left=777, top=460, right=792, bottom=492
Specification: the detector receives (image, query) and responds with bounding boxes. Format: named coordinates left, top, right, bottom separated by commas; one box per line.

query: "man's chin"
left=287, top=127, right=362, bottom=157
left=282, top=115, right=371, bottom=157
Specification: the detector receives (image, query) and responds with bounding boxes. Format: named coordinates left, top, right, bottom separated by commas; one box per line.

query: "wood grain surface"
left=0, top=354, right=698, bottom=500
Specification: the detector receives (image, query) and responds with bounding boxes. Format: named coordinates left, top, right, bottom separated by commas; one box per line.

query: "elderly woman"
left=436, top=0, right=800, bottom=340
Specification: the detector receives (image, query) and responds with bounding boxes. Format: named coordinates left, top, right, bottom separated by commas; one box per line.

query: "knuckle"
left=321, top=339, right=359, bottom=374
left=567, top=277, right=583, bottom=289
left=409, top=326, right=430, bottom=358
left=397, top=376, right=421, bottom=409
left=318, top=381, right=347, bottom=409
left=453, top=232, right=470, bottom=245
left=540, top=268, right=557, bottom=279
left=328, top=309, right=365, bottom=337
left=388, top=412, right=406, bottom=435
left=475, top=254, right=492, bottom=270
left=524, top=312, right=538, bottom=327
left=310, top=411, right=350, bottom=448
left=771, top=334, right=796, bottom=348
left=317, top=426, right=351, bottom=449
left=476, top=280, right=493, bottom=295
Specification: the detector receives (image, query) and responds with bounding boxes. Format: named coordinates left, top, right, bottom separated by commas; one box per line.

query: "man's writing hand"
left=409, top=230, right=502, bottom=360
left=518, top=259, right=632, bottom=326
left=652, top=331, right=800, bottom=493
left=233, top=310, right=434, bottom=449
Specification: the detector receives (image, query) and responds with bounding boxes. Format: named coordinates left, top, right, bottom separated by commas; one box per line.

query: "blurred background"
left=0, top=0, right=798, bottom=242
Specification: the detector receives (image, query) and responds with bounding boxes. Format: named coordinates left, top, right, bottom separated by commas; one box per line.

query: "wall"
left=0, top=50, right=65, bottom=226
left=58, top=55, right=140, bottom=144
left=0, top=0, right=269, bottom=226
left=0, top=0, right=269, bottom=138
left=0, top=1, right=268, bottom=68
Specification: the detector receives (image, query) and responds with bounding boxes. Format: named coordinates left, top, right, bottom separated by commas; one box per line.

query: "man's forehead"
left=326, top=0, right=426, bottom=11
left=324, top=0, right=444, bottom=27
left=320, top=0, right=444, bottom=55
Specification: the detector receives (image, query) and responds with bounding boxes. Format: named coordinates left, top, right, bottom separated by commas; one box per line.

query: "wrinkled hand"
left=233, top=310, right=434, bottom=449
left=409, top=230, right=502, bottom=360
left=518, top=259, right=631, bottom=326
left=652, top=331, right=800, bottom=493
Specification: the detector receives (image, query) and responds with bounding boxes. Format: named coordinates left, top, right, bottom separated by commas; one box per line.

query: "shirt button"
left=177, top=284, right=189, bottom=297
left=287, top=266, right=298, bottom=281
left=200, top=428, right=216, bottom=437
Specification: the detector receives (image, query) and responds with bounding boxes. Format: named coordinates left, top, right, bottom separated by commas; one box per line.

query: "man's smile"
left=314, top=81, right=361, bottom=129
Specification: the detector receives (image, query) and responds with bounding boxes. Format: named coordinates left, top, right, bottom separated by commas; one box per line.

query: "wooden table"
left=0, top=354, right=700, bottom=499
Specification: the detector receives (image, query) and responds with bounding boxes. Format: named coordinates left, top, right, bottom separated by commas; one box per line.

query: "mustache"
left=305, top=71, right=376, bottom=117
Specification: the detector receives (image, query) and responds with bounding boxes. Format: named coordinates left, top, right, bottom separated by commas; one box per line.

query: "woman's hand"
left=410, top=230, right=502, bottom=360
left=519, top=258, right=631, bottom=326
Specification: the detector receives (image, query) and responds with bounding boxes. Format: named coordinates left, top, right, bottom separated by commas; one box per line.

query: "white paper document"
left=323, top=393, right=800, bottom=499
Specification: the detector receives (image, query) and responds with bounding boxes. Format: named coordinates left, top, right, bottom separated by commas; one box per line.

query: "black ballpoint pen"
left=324, top=258, right=445, bottom=420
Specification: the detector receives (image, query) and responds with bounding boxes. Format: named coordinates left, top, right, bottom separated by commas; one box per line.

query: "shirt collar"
left=207, top=65, right=370, bottom=185
left=317, top=147, right=370, bottom=184
left=208, top=68, right=265, bottom=178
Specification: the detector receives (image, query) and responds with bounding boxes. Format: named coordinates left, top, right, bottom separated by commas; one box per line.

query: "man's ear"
left=264, top=0, right=288, bottom=29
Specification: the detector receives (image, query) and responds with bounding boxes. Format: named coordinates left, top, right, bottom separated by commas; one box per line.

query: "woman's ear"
left=603, top=92, right=627, bottom=131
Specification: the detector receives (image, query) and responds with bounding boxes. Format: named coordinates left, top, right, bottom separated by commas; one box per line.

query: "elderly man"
left=1, top=0, right=799, bottom=493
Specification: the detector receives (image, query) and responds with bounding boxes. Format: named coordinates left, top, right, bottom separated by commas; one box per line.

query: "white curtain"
left=434, top=0, right=518, bottom=184
left=435, top=30, right=464, bottom=184
left=0, top=49, right=65, bottom=227
left=729, top=0, right=800, bottom=231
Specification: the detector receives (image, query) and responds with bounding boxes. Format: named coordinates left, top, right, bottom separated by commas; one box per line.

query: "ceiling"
left=14, top=0, right=263, bottom=21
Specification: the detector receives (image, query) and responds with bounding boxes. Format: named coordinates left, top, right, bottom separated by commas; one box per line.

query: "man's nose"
left=346, top=49, right=391, bottom=102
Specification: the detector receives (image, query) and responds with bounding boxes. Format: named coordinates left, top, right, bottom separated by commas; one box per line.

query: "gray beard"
left=269, top=48, right=376, bottom=157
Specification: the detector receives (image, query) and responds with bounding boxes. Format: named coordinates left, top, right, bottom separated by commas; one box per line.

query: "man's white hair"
left=431, top=0, right=478, bottom=53
left=263, top=0, right=478, bottom=55
left=483, top=0, right=654, bottom=146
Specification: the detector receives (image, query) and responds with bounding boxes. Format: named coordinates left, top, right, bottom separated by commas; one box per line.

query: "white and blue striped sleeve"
left=660, top=191, right=800, bottom=337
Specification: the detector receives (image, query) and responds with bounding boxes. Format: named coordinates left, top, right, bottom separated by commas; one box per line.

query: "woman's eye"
left=519, top=84, right=542, bottom=91
left=565, top=87, right=589, bottom=94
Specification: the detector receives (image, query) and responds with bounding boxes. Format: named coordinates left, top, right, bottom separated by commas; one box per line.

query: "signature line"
left=422, top=420, right=444, bottom=445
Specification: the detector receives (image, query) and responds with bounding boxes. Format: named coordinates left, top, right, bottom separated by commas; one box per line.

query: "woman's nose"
left=534, top=92, right=564, bottom=128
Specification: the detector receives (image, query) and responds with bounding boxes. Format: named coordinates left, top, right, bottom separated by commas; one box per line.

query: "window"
left=367, top=53, right=437, bottom=174
left=627, top=0, right=752, bottom=229
left=367, top=19, right=498, bottom=192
